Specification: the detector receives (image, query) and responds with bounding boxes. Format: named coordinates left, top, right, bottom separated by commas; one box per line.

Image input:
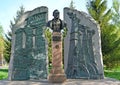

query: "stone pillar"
left=48, top=32, right=66, bottom=83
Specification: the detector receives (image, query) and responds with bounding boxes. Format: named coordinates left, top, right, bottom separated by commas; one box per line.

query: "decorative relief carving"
left=12, top=7, right=48, bottom=80
left=66, top=12, right=99, bottom=79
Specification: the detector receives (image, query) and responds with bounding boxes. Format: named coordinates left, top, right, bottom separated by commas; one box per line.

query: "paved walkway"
left=0, top=78, right=120, bottom=85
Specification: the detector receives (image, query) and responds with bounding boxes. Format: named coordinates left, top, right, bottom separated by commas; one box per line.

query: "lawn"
left=0, top=69, right=8, bottom=80
left=104, top=70, right=120, bottom=80
left=0, top=67, right=120, bottom=80
left=104, top=66, right=120, bottom=80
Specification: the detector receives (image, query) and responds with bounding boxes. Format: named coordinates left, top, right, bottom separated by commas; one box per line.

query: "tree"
left=101, top=24, right=120, bottom=68
left=0, top=25, right=4, bottom=65
left=3, top=31, right=12, bottom=63
left=13, top=6, right=25, bottom=24
left=0, top=25, right=4, bottom=51
left=110, top=0, right=120, bottom=66
left=69, top=0, right=75, bottom=9
left=87, top=0, right=120, bottom=68
left=3, top=6, right=25, bottom=63
left=112, top=0, right=120, bottom=27
left=87, top=0, right=112, bottom=30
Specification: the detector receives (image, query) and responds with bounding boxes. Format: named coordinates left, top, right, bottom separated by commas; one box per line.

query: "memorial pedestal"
left=48, top=32, right=66, bottom=83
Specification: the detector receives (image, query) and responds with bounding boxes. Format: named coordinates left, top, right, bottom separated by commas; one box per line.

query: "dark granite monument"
left=64, top=8, right=104, bottom=79
left=9, top=6, right=48, bottom=80
left=47, top=10, right=66, bottom=83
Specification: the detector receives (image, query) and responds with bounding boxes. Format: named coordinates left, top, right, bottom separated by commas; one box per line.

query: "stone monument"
left=64, top=8, right=104, bottom=79
left=9, top=6, right=48, bottom=80
left=47, top=10, right=66, bottom=83
left=9, top=5, right=104, bottom=82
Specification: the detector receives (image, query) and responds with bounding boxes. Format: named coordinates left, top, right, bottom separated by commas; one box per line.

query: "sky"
left=0, top=0, right=112, bottom=34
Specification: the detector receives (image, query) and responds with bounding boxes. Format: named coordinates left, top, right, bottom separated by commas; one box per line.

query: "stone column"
left=48, top=32, right=66, bottom=83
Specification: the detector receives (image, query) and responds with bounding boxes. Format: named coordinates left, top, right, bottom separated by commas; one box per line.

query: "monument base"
left=48, top=74, right=66, bottom=83
left=48, top=68, right=66, bottom=83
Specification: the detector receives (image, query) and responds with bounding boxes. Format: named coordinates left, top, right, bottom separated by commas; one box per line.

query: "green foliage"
left=104, top=71, right=120, bottom=80
left=3, top=32, right=12, bottom=63
left=104, top=66, right=120, bottom=80
left=69, top=0, right=75, bottom=9
left=87, top=0, right=120, bottom=68
left=62, top=27, right=68, bottom=38
left=106, top=0, right=120, bottom=68
left=0, top=25, right=4, bottom=54
left=62, top=27, right=67, bottom=64
left=0, top=69, right=8, bottom=80
left=87, top=0, right=112, bottom=29
left=102, top=25, right=120, bottom=55
left=113, top=0, right=120, bottom=13
left=0, top=25, right=3, bottom=37
left=13, top=6, right=25, bottom=24
left=112, top=0, right=120, bottom=27
left=44, top=28, right=52, bottom=63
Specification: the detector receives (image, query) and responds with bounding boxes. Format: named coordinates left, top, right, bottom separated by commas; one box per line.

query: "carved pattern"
left=66, top=12, right=99, bottom=79
left=12, top=10, right=48, bottom=80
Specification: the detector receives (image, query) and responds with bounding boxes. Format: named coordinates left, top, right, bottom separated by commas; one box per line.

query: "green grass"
left=104, top=66, right=120, bottom=80
left=104, top=70, right=120, bottom=80
left=0, top=67, right=120, bottom=80
left=0, top=69, right=8, bottom=80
